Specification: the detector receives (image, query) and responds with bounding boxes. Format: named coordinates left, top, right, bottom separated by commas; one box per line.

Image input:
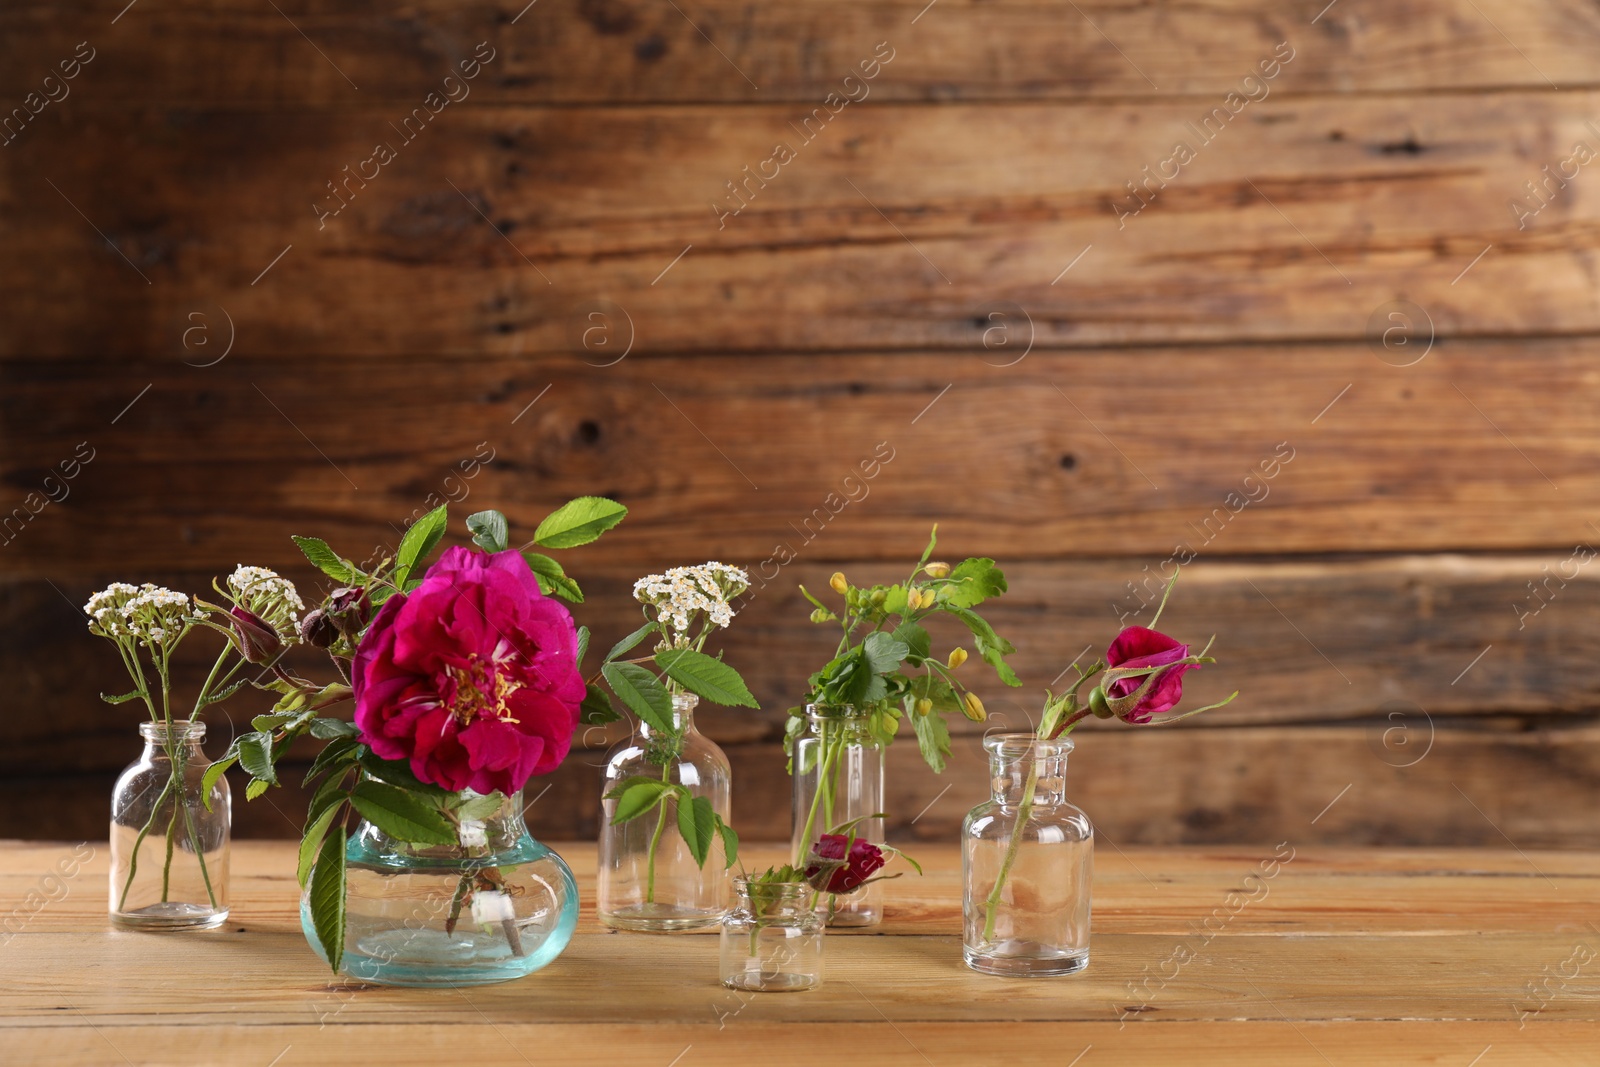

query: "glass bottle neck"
left=138, top=720, right=206, bottom=761
left=639, top=693, right=700, bottom=737
left=989, top=750, right=1070, bottom=807
left=804, top=704, right=872, bottom=742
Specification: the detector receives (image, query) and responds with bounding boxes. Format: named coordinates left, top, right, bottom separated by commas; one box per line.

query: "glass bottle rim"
left=805, top=703, right=864, bottom=721
left=733, top=875, right=812, bottom=898
left=138, top=719, right=206, bottom=742
left=670, top=692, right=700, bottom=711
left=982, top=730, right=1074, bottom=757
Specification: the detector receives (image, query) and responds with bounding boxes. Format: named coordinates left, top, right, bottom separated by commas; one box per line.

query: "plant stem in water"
left=982, top=756, right=1040, bottom=943
left=643, top=761, right=672, bottom=904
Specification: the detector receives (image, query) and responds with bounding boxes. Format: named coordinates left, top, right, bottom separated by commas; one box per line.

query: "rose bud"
left=829, top=572, right=849, bottom=595
left=326, top=586, right=372, bottom=639
left=1100, top=625, right=1200, bottom=724
left=947, top=647, right=968, bottom=669
left=924, top=561, right=951, bottom=579
left=228, top=606, right=285, bottom=664
left=803, top=834, right=886, bottom=895
left=299, top=607, right=339, bottom=649
left=962, top=691, right=987, bottom=722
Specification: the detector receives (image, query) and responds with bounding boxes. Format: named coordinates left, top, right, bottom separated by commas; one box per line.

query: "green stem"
left=795, top=720, right=843, bottom=866
left=116, top=772, right=177, bottom=911
left=191, top=645, right=234, bottom=716
left=981, top=756, right=1040, bottom=943
left=181, top=795, right=218, bottom=909
left=161, top=786, right=178, bottom=903
left=643, top=760, right=672, bottom=905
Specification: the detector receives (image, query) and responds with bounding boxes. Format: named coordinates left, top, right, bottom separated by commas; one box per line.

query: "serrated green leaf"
left=355, top=749, right=452, bottom=798
left=309, top=717, right=361, bottom=741
left=947, top=607, right=1023, bottom=687
left=605, top=622, right=656, bottom=663
left=654, top=648, right=758, bottom=709
left=604, top=776, right=678, bottom=824
left=201, top=755, right=236, bottom=810
left=532, top=496, right=628, bottom=549
left=305, top=736, right=360, bottom=786
left=942, top=557, right=1008, bottom=609
left=576, top=625, right=591, bottom=667
left=580, top=681, right=620, bottom=726
left=293, top=535, right=359, bottom=584
left=450, top=793, right=508, bottom=822
left=99, top=689, right=144, bottom=705
left=716, top=817, right=739, bottom=870
left=199, top=677, right=251, bottom=709
left=245, top=778, right=270, bottom=800
left=880, top=585, right=909, bottom=616
left=862, top=631, right=910, bottom=675
left=307, top=826, right=348, bottom=973
left=251, top=710, right=305, bottom=733
left=395, top=505, right=448, bottom=586
left=890, top=622, right=931, bottom=666
left=677, top=794, right=717, bottom=869
left=602, top=662, right=675, bottom=733
left=236, top=732, right=277, bottom=786
left=350, top=780, right=458, bottom=845
left=466, top=509, right=509, bottom=553
left=298, top=796, right=345, bottom=888
left=912, top=706, right=952, bottom=774
left=521, top=550, right=583, bottom=602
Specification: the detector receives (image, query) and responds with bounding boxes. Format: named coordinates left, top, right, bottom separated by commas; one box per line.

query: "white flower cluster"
left=84, top=582, right=200, bottom=647
left=227, top=564, right=304, bottom=633
left=633, top=561, right=751, bottom=636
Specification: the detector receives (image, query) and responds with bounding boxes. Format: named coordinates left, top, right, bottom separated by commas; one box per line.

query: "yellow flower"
left=962, top=692, right=987, bottom=722
left=947, top=647, right=968, bottom=669
left=915, top=698, right=933, bottom=716
left=906, top=587, right=925, bottom=611
left=829, top=572, right=849, bottom=595
left=924, top=561, right=951, bottom=579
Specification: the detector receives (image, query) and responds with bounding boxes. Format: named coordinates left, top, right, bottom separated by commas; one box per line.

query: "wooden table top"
left=4, top=840, right=1598, bottom=1065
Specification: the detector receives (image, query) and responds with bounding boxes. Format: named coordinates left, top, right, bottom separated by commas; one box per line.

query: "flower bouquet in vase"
left=963, top=575, right=1236, bottom=977
left=790, top=525, right=1019, bottom=926
left=218, top=499, right=625, bottom=985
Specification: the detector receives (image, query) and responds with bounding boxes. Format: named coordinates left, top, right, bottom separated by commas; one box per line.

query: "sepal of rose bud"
left=228, top=606, right=285, bottom=665
left=829, top=572, right=849, bottom=595
left=924, top=561, right=951, bottom=579
left=947, top=647, right=968, bottom=669
left=326, top=586, right=372, bottom=639
left=299, top=607, right=339, bottom=649
left=961, top=691, right=986, bottom=722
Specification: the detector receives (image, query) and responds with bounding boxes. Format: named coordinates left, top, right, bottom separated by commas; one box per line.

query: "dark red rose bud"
left=299, top=607, right=338, bottom=649
left=1102, top=625, right=1199, bottom=724
left=326, top=586, right=372, bottom=640
left=803, top=833, right=886, bottom=895
left=229, top=606, right=285, bottom=665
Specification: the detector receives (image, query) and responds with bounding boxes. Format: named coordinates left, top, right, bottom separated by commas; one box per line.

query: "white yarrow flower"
left=632, top=561, right=750, bottom=641
left=227, top=564, right=304, bottom=636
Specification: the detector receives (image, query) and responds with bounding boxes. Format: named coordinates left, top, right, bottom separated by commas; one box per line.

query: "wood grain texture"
left=3, top=93, right=1596, bottom=355
left=1, top=0, right=1597, bottom=104
left=5, top=842, right=1598, bottom=1064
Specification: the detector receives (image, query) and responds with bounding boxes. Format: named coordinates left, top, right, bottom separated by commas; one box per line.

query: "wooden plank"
left=1, top=1, right=1596, bottom=104
left=3, top=94, right=1597, bottom=355
left=6, top=345, right=1600, bottom=567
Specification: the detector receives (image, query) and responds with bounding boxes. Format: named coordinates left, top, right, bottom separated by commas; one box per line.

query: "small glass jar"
left=962, top=732, right=1092, bottom=977
left=109, top=720, right=230, bottom=930
left=791, top=703, right=885, bottom=927
left=599, top=693, right=733, bottom=931
left=720, top=878, right=824, bottom=992
left=302, top=787, right=578, bottom=986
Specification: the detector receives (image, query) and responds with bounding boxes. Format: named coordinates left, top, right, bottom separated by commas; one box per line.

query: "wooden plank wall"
left=3, top=0, right=1599, bottom=848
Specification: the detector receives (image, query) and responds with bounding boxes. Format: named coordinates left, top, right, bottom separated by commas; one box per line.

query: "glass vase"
left=791, top=703, right=885, bottom=927
left=301, top=787, right=578, bottom=986
left=962, top=732, right=1092, bottom=977
left=720, top=878, right=824, bottom=991
left=109, top=720, right=230, bottom=930
left=599, top=692, right=733, bottom=931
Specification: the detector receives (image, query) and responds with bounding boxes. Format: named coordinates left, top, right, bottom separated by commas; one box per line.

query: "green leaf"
left=604, top=776, right=678, bottom=824
left=880, top=585, right=909, bottom=616
left=602, top=662, right=675, bottom=733
left=716, top=817, right=739, bottom=870
left=605, top=622, right=656, bottom=663
left=201, top=755, right=237, bottom=809
left=798, top=584, right=831, bottom=613
left=292, top=535, right=359, bottom=584
left=521, top=550, right=583, bottom=602
left=677, top=794, right=717, bottom=869
left=99, top=689, right=144, bottom=705
left=942, top=557, right=1008, bottom=609
left=355, top=749, right=452, bottom=798
left=580, top=681, right=621, bottom=726
left=251, top=710, right=306, bottom=733
left=862, top=631, right=911, bottom=675
left=307, top=826, right=348, bottom=973
left=451, top=793, right=508, bottom=822
left=305, top=736, right=360, bottom=786
left=298, top=797, right=345, bottom=888
left=236, top=732, right=277, bottom=787
left=915, top=524, right=939, bottom=570
left=947, top=607, right=1023, bottom=687
left=532, top=496, right=628, bottom=549
left=245, top=778, right=270, bottom=800
left=309, top=717, right=361, bottom=741
left=576, top=625, right=591, bottom=667
left=198, top=677, right=251, bottom=709
left=654, top=648, right=759, bottom=709
left=912, top=706, right=952, bottom=774
left=395, top=504, right=448, bottom=585
left=350, top=780, right=458, bottom=845
left=889, top=622, right=930, bottom=666
left=466, top=509, right=509, bottom=553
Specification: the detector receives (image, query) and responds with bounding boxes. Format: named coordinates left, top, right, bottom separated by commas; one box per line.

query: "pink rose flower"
left=803, top=834, right=886, bottom=894
left=1104, top=626, right=1199, bottom=724
left=352, top=546, right=585, bottom=795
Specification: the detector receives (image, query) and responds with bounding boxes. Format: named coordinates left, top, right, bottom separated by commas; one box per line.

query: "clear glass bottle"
left=962, top=732, right=1092, bottom=977
left=599, top=693, right=733, bottom=931
left=109, top=720, right=230, bottom=930
left=301, top=787, right=578, bottom=986
left=720, top=877, right=825, bottom=991
left=791, top=703, right=885, bottom=927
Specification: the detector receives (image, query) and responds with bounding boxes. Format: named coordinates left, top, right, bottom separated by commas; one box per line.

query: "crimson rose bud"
left=299, top=607, right=338, bottom=649
left=229, top=606, right=285, bottom=665
left=803, top=833, right=886, bottom=895
left=326, top=586, right=372, bottom=640
left=1102, top=625, right=1199, bottom=724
